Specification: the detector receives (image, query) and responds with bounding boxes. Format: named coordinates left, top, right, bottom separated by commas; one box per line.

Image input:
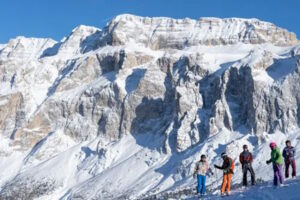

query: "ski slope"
left=136, top=129, right=300, bottom=200
left=185, top=178, right=300, bottom=200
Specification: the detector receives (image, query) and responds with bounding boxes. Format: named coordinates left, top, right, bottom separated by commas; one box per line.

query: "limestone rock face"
left=102, top=14, right=298, bottom=49
left=0, top=92, right=24, bottom=137
left=0, top=14, right=300, bottom=199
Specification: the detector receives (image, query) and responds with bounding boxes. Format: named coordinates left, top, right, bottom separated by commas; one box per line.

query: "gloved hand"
left=266, top=160, right=271, bottom=165
left=211, top=172, right=214, bottom=175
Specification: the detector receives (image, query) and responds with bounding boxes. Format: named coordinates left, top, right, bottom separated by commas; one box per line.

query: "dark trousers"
left=242, top=164, right=255, bottom=186
left=285, top=159, right=296, bottom=178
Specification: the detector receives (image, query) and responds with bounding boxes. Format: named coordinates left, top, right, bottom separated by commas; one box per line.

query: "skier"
left=214, top=153, right=234, bottom=196
left=193, top=154, right=213, bottom=197
left=282, top=140, right=296, bottom=178
left=266, top=142, right=284, bottom=187
left=239, top=144, right=255, bottom=186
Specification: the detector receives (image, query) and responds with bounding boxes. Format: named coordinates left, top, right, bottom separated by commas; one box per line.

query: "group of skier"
left=193, top=140, right=297, bottom=197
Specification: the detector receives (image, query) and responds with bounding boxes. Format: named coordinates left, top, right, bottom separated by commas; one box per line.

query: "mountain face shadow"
left=224, top=66, right=255, bottom=131
left=266, top=57, right=298, bottom=81
left=80, top=30, right=102, bottom=54
left=125, top=69, right=146, bottom=94
left=40, top=42, right=61, bottom=58
left=46, top=60, right=77, bottom=97
left=131, top=97, right=164, bottom=133
left=40, top=30, right=102, bottom=58
left=81, top=146, right=98, bottom=159
left=130, top=66, right=175, bottom=151
left=130, top=96, right=173, bottom=151
left=23, top=131, right=55, bottom=164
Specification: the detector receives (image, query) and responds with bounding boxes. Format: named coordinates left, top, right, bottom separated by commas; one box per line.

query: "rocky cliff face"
left=0, top=14, right=299, bottom=199
left=102, top=14, right=298, bottom=48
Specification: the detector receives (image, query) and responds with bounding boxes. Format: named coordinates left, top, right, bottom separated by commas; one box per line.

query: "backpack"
left=228, top=157, right=235, bottom=173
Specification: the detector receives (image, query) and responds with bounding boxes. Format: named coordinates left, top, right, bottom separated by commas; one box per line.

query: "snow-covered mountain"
left=0, top=14, right=300, bottom=199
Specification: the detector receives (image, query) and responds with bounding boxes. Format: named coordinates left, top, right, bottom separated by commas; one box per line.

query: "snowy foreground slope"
left=185, top=177, right=300, bottom=200
left=0, top=14, right=300, bottom=199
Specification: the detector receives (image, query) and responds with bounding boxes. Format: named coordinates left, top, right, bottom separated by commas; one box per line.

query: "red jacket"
left=239, top=151, right=253, bottom=164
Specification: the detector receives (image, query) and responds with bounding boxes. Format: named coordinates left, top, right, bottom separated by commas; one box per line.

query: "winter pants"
left=221, top=173, right=232, bottom=194
left=197, top=175, right=206, bottom=195
left=285, top=159, right=296, bottom=178
left=242, top=164, right=255, bottom=186
left=273, top=164, right=284, bottom=186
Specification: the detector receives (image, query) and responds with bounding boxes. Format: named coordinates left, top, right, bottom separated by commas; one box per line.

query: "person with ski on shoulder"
left=214, top=152, right=234, bottom=197
left=282, top=140, right=296, bottom=178
left=193, top=154, right=213, bottom=197
left=239, top=144, right=255, bottom=186
left=266, top=142, right=284, bottom=187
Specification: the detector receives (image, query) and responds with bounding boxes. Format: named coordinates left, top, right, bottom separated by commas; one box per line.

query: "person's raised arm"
left=214, top=164, right=222, bottom=169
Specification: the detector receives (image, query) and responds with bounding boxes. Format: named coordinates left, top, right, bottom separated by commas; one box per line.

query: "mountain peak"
left=70, top=25, right=100, bottom=36
left=41, top=25, right=102, bottom=57
left=0, top=36, right=56, bottom=60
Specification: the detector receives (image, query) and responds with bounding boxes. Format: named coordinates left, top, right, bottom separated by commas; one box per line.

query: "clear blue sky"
left=0, top=0, right=299, bottom=43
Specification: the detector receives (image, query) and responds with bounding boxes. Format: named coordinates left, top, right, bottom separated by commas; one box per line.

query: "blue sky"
left=0, top=0, right=299, bottom=43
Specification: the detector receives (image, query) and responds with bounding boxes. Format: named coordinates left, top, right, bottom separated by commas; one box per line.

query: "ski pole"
left=215, top=167, right=218, bottom=189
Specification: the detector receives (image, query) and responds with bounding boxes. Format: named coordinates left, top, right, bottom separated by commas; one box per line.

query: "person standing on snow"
left=266, top=142, right=284, bottom=186
left=214, top=153, right=234, bottom=196
left=282, top=140, right=296, bottom=178
left=193, top=154, right=213, bottom=197
left=239, top=144, right=255, bottom=186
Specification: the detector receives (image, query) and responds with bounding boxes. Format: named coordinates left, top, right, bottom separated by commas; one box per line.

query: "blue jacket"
left=282, top=146, right=296, bottom=161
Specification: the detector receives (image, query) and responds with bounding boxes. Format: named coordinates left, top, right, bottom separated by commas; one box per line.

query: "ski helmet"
left=269, top=142, right=276, bottom=148
left=221, top=152, right=227, bottom=158
left=243, top=144, right=248, bottom=149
